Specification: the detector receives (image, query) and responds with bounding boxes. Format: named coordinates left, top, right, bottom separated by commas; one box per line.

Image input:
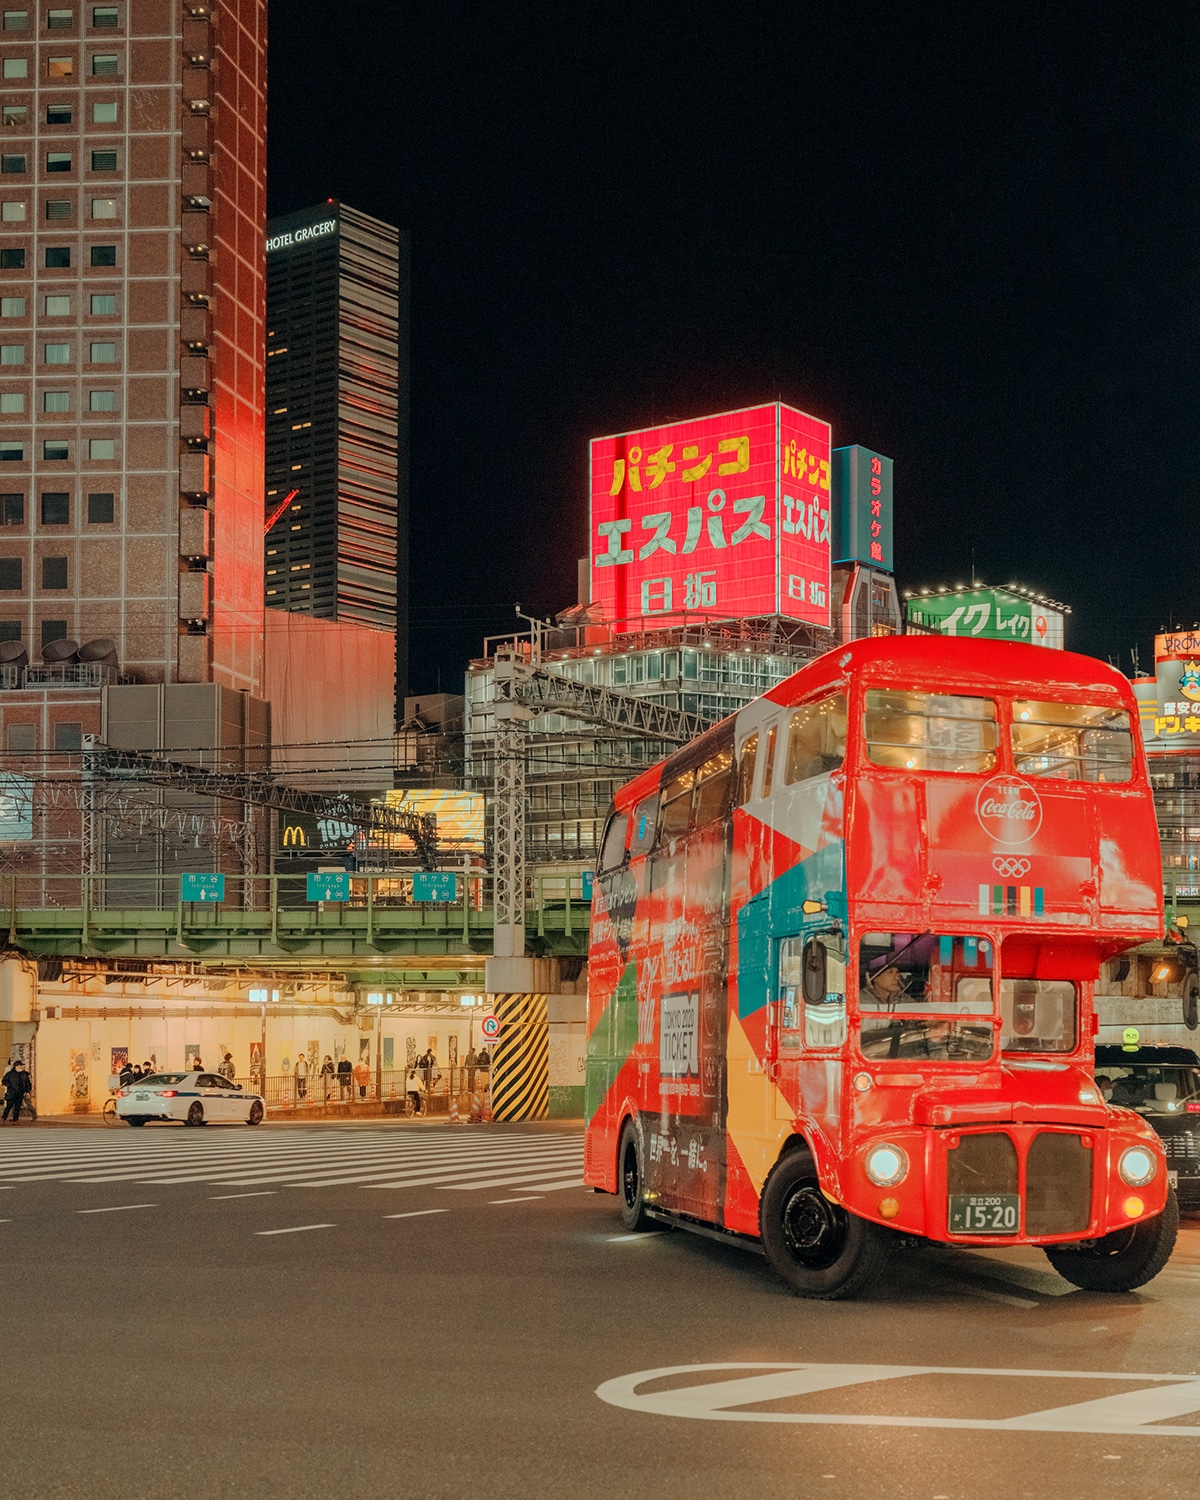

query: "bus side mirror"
left=802, top=939, right=827, bottom=1005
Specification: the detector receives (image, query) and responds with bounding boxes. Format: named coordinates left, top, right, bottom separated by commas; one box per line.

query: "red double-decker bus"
left=583, top=636, right=1176, bottom=1297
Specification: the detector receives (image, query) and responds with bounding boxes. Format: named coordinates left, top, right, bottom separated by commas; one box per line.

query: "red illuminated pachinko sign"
left=590, top=403, right=831, bottom=631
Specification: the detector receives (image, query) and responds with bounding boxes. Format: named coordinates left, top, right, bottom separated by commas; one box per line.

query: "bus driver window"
left=778, top=933, right=847, bottom=1047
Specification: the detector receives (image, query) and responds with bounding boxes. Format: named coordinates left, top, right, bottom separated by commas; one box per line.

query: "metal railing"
left=241, top=1064, right=491, bottom=1113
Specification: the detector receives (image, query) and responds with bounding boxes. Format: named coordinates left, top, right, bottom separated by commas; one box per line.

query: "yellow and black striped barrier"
left=489, top=992, right=549, bottom=1121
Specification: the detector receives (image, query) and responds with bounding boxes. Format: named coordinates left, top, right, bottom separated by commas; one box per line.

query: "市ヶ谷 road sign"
left=413, top=871, right=458, bottom=902
left=307, top=871, right=350, bottom=902
left=181, top=872, right=225, bottom=903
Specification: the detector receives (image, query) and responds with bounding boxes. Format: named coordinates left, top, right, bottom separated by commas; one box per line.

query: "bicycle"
left=101, top=1091, right=121, bottom=1126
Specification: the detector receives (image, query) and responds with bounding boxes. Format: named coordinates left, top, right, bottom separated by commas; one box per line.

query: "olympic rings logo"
left=992, top=857, right=1031, bottom=878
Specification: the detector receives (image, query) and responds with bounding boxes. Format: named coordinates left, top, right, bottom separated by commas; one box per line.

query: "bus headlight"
left=1118, top=1147, right=1157, bottom=1187
left=864, top=1143, right=908, bottom=1188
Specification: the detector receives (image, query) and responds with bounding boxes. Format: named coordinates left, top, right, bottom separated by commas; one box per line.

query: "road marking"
left=489, top=1196, right=544, bottom=1204
left=607, top=1232, right=666, bottom=1243
left=255, top=1223, right=335, bottom=1236
left=595, top=1363, right=1200, bottom=1435
left=383, top=1209, right=448, bottom=1220
left=209, top=1191, right=277, bottom=1200
left=77, top=1203, right=156, bottom=1214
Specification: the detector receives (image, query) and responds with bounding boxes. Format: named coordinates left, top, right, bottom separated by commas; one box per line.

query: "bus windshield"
left=858, top=932, right=995, bottom=1062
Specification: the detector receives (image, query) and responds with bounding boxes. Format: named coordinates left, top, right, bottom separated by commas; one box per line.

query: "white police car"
left=116, top=1071, right=266, bottom=1127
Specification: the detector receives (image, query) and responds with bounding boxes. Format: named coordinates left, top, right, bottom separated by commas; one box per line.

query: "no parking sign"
left=480, top=1014, right=500, bottom=1043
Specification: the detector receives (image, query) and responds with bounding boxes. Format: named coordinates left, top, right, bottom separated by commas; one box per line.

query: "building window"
left=0, top=622, right=19, bottom=644
left=1, top=12, right=27, bottom=29
left=6, top=723, right=35, bottom=751
left=0, top=250, right=24, bottom=269
left=1, top=56, right=27, bottom=77
left=1, top=156, right=27, bottom=175
left=42, top=439, right=68, bottom=460
left=91, top=99, right=116, bottom=122
left=40, top=618, right=66, bottom=649
left=47, top=8, right=73, bottom=26
left=41, top=556, right=67, bottom=589
left=87, top=437, right=112, bottom=459
left=87, top=389, right=113, bottom=411
left=90, top=197, right=115, bottom=219
left=0, top=298, right=22, bottom=316
left=87, top=340, right=113, bottom=363
left=0, top=493, right=22, bottom=524
left=0, top=201, right=24, bottom=221
left=44, top=247, right=70, bottom=268
left=46, top=56, right=71, bottom=77
left=42, top=391, right=68, bottom=412
left=89, top=244, right=115, bottom=266
left=90, top=149, right=117, bottom=171
left=40, top=491, right=68, bottom=524
left=0, top=393, right=22, bottom=412
left=46, top=152, right=71, bottom=173
left=86, top=490, right=112, bottom=522
left=0, top=343, right=23, bottom=364
left=45, top=200, right=71, bottom=221
left=92, top=6, right=118, bottom=25
left=89, top=293, right=115, bottom=314
left=43, top=342, right=70, bottom=363
left=44, top=294, right=70, bottom=315
left=1, top=104, right=24, bottom=124
left=0, top=442, right=22, bottom=461
left=46, top=102, right=72, bottom=124
left=90, top=51, right=117, bottom=74
left=0, top=557, right=20, bottom=588
left=54, top=721, right=82, bottom=751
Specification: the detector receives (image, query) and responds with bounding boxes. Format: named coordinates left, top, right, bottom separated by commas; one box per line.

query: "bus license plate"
left=949, top=1194, right=1020, bottom=1234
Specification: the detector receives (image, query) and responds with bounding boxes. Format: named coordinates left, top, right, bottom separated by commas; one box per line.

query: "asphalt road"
left=2, top=1119, right=1199, bottom=1500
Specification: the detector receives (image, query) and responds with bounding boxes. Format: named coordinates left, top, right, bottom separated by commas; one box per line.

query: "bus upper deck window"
left=761, top=724, right=778, bottom=798
left=694, top=747, right=733, bottom=827
left=784, top=693, right=847, bottom=784
left=660, top=768, right=695, bottom=841
left=629, top=794, right=659, bottom=855
left=598, top=812, right=629, bottom=872
left=865, top=690, right=997, bottom=773
left=736, top=732, right=758, bottom=805
left=1011, top=701, right=1133, bottom=783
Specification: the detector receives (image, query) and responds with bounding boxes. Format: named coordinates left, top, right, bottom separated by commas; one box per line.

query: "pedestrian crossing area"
left=0, top=1124, right=585, bottom=1195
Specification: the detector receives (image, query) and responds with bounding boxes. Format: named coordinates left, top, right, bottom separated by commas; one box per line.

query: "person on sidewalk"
left=336, top=1055, right=352, bottom=1098
left=294, top=1053, right=309, bottom=1101
left=352, top=1056, right=370, bottom=1101
left=118, top=1059, right=135, bottom=1089
left=3, top=1061, right=34, bottom=1123
left=319, top=1055, right=335, bottom=1101
left=218, top=1052, right=236, bottom=1082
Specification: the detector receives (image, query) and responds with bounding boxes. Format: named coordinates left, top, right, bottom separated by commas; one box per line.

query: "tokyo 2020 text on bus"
left=583, top=636, right=1176, bottom=1297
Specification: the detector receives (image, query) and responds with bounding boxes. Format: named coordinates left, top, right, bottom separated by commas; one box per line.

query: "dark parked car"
left=1094, top=1045, right=1200, bottom=1211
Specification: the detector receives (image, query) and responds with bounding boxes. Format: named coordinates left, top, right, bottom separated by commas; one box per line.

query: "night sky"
left=269, top=2, right=1200, bottom=694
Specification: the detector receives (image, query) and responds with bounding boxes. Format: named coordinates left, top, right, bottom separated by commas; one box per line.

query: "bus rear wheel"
left=618, top=1119, right=652, bottom=1232
left=760, top=1150, right=889, bottom=1300
left=1043, top=1191, right=1179, bottom=1292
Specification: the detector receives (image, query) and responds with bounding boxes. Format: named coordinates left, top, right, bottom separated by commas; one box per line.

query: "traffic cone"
left=469, top=1091, right=482, bottom=1123
left=481, top=1086, right=493, bottom=1124
left=448, top=1093, right=460, bottom=1123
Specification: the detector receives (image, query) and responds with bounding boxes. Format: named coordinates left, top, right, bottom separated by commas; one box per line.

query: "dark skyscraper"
left=264, top=200, right=408, bottom=704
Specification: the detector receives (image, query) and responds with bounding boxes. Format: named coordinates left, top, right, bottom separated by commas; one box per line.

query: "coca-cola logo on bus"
left=975, top=774, right=1043, bottom=846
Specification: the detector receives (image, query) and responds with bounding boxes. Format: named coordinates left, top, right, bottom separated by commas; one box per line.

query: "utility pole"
left=491, top=651, right=533, bottom=961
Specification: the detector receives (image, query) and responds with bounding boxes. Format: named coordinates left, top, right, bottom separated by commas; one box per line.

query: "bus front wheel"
left=618, top=1119, right=652, bottom=1232
left=1043, top=1191, right=1179, bottom=1292
left=760, top=1150, right=889, bottom=1300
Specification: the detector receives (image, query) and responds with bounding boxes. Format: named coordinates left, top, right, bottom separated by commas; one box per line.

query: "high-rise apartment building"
left=0, top=0, right=267, bottom=691
left=264, top=200, right=408, bottom=702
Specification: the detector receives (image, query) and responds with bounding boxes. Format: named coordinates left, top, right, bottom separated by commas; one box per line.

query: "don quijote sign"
left=975, top=775, right=1043, bottom=847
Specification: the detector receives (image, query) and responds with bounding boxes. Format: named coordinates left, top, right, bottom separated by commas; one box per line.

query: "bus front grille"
left=1024, top=1132, right=1093, bottom=1236
left=947, top=1132, right=1018, bottom=1197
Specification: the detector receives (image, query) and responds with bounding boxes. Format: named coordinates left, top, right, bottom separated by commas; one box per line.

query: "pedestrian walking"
left=218, top=1052, right=236, bottom=1082
left=294, top=1053, right=309, bottom=1101
left=337, top=1055, right=352, bottom=1098
left=465, top=1044, right=478, bottom=1095
left=190, top=1056, right=204, bottom=1074
left=352, top=1056, right=370, bottom=1100
left=3, top=1061, right=34, bottom=1123
left=319, top=1055, right=335, bottom=1101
